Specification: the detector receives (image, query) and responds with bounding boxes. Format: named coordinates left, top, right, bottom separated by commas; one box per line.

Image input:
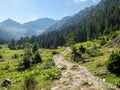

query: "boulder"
left=1, top=78, right=11, bottom=87
left=108, top=36, right=120, bottom=47
left=99, top=69, right=109, bottom=75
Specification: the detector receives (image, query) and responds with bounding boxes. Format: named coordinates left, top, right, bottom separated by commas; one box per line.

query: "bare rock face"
left=1, top=78, right=11, bottom=87
left=108, top=36, right=120, bottom=47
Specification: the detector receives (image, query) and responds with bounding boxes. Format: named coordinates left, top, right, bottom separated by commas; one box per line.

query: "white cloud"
left=92, top=0, right=96, bottom=2
left=73, top=0, right=87, bottom=3
left=73, top=0, right=96, bottom=3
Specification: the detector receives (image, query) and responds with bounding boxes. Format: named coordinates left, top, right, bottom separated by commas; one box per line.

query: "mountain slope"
left=1, top=18, right=22, bottom=28
left=0, top=26, right=13, bottom=40
left=23, top=18, right=57, bottom=30
left=46, top=6, right=93, bottom=32
left=0, top=19, right=25, bottom=40
left=23, top=18, right=57, bottom=36
left=47, top=0, right=120, bottom=33
left=32, top=0, right=120, bottom=48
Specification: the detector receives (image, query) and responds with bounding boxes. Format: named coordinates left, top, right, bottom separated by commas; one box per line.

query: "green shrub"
left=109, top=32, right=118, bottom=39
left=40, top=67, right=61, bottom=80
left=0, top=52, right=2, bottom=59
left=3, top=64, right=10, bottom=70
left=87, top=49, right=102, bottom=57
left=52, top=51, right=59, bottom=54
left=41, top=59, right=55, bottom=69
left=18, top=48, right=32, bottom=71
left=0, top=46, right=2, bottom=49
left=32, top=51, right=42, bottom=64
left=12, top=54, right=19, bottom=59
left=18, top=55, right=31, bottom=71
left=23, top=56, right=31, bottom=69
left=79, top=45, right=86, bottom=54
left=106, top=51, right=120, bottom=75
left=100, top=39, right=106, bottom=46
left=32, top=44, right=38, bottom=53
left=21, top=75, right=37, bottom=90
left=71, top=46, right=81, bottom=62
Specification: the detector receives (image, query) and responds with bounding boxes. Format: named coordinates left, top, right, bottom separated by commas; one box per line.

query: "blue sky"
left=0, top=0, right=100, bottom=23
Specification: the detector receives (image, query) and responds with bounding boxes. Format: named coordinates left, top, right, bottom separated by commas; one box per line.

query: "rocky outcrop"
left=108, top=36, right=120, bottom=47
left=1, top=78, right=11, bottom=87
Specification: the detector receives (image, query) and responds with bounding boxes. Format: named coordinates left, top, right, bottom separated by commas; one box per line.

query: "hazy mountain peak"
left=1, top=18, right=21, bottom=28
left=2, top=18, right=19, bottom=24
left=22, top=18, right=58, bottom=36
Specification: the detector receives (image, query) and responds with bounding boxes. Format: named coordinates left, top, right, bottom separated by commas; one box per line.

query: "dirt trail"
left=51, top=47, right=119, bottom=90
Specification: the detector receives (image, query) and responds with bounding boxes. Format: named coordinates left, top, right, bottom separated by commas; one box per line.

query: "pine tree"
left=34, top=51, right=42, bottom=63
left=32, top=44, right=38, bottom=53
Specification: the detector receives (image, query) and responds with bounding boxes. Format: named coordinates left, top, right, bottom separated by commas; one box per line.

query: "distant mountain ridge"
left=46, top=0, right=120, bottom=33
left=46, top=6, right=94, bottom=32
left=0, top=18, right=57, bottom=40
left=23, top=18, right=57, bottom=36
left=23, top=18, right=57, bottom=30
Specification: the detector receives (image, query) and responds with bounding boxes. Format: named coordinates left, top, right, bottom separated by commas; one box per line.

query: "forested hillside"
left=30, top=0, right=120, bottom=48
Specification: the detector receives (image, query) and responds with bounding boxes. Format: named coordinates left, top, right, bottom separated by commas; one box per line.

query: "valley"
left=0, top=0, right=120, bottom=90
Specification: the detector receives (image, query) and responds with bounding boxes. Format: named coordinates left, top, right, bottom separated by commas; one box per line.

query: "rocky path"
left=51, top=47, right=119, bottom=90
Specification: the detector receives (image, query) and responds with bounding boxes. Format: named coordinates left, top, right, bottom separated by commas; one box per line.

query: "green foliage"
left=100, top=39, right=106, bottom=46
left=109, top=31, right=119, bottom=39
left=67, top=33, right=76, bottom=46
left=3, top=63, right=10, bottom=70
left=79, top=45, right=86, bottom=54
left=32, top=44, right=38, bottom=53
left=21, top=75, right=37, bottom=90
left=23, top=55, right=31, bottom=69
left=41, top=59, right=55, bottom=69
left=86, top=49, right=102, bottom=57
left=8, top=39, right=16, bottom=50
left=30, top=31, right=66, bottom=48
left=8, top=37, right=31, bottom=50
left=0, top=46, right=63, bottom=90
left=18, top=43, right=42, bottom=70
left=23, top=37, right=30, bottom=47
left=52, top=51, right=59, bottom=54
left=40, top=67, right=61, bottom=80
left=106, top=51, right=120, bottom=75
left=31, top=44, right=42, bottom=64
left=71, top=46, right=82, bottom=62
left=32, top=51, right=42, bottom=64
left=71, top=46, right=78, bottom=55
left=0, top=52, right=3, bottom=59
left=18, top=49, right=31, bottom=70
left=98, top=37, right=107, bottom=46
left=12, top=54, right=19, bottom=59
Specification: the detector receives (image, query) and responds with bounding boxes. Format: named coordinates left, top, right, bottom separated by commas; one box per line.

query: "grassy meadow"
left=0, top=45, right=65, bottom=90
left=65, top=30, right=120, bottom=87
